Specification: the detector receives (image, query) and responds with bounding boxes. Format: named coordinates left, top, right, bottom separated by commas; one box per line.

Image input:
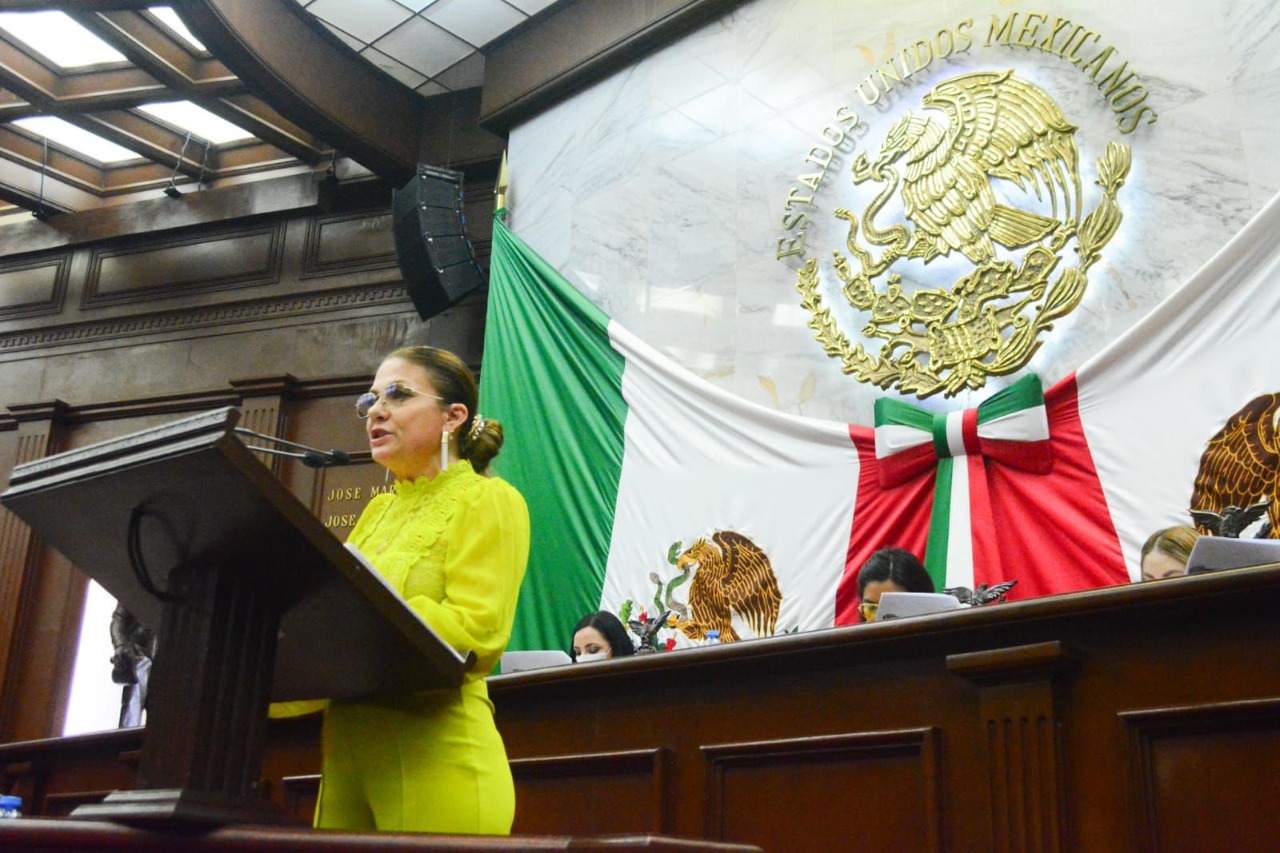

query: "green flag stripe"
left=924, top=457, right=952, bottom=589
left=480, top=214, right=628, bottom=652
left=975, top=374, right=1044, bottom=424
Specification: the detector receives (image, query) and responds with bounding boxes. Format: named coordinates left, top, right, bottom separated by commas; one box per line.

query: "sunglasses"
left=355, top=382, right=443, bottom=419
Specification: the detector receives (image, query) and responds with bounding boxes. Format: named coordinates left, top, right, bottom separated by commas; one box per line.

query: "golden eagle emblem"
left=672, top=531, right=781, bottom=643
left=796, top=69, right=1132, bottom=398
left=1190, top=394, right=1280, bottom=538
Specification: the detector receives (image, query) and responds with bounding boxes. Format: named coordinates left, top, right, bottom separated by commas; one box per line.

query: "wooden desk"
left=4, top=568, right=1279, bottom=851
left=488, top=567, right=1280, bottom=852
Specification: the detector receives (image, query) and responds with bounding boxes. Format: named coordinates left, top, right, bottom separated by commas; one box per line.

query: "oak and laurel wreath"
left=795, top=141, right=1132, bottom=398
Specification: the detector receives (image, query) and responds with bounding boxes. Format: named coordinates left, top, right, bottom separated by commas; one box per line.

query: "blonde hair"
left=385, top=346, right=504, bottom=474
left=1140, top=525, right=1201, bottom=565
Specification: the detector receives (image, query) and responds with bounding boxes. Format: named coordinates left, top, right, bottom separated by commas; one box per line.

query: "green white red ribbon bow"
left=873, top=374, right=1052, bottom=589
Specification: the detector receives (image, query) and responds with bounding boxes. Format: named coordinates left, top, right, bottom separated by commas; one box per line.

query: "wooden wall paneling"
left=0, top=402, right=70, bottom=743
left=947, top=640, right=1076, bottom=853
left=0, top=251, right=71, bottom=321
left=701, top=729, right=943, bottom=852
left=1120, top=697, right=1280, bottom=853
left=83, top=222, right=285, bottom=308
left=229, top=375, right=299, bottom=478
left=511, top=748, right=672, bottom=836
left=300, top=210, right=397, bottom=280
left=264, top=383, right=377, bottom=541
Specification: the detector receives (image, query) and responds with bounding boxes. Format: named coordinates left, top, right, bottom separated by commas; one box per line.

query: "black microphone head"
left=301, top=450, right=328, bottom=468
left=328, top=450, right=351, bottom=466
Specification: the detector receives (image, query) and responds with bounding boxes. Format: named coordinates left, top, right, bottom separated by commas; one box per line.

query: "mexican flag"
left=482, top=191, right=1280, bottom=650
left=481, top=212, right=860, bottom=652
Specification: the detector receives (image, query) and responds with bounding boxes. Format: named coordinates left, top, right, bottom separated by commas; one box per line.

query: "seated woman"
left=1139, top=526, right=1201, bottom=581
left=570, top=611, right=636, bottom=662
left=857, top=547, right=935, bottom=622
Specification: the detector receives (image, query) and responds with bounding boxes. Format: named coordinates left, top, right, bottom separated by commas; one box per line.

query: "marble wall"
left=507, top=0, right=1280, bottom=424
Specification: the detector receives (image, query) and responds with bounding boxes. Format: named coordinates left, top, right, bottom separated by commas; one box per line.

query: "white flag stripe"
left=978, top=406, right=1050, bottom=442
left=602, top=321, right=861, bottom=636
left=875, top=424, right=933, bottom=458
left=945, top=461, right=975, bottom=589
left=945, top=411, right=966, bottom=458
left=1076, top=191, right=1280, bottom=575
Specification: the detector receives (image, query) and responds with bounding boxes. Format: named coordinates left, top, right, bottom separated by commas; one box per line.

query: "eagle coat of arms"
left=797, top=69, right=1132, bottom=398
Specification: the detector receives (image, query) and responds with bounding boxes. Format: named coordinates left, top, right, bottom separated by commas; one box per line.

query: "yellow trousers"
left=315, top=679, right=514, bottom=834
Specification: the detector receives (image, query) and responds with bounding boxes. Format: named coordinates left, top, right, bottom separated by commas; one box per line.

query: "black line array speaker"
left=391, top=165, right=485, bottom=320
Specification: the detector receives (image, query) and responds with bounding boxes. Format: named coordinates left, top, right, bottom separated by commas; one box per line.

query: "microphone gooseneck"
left=233, top=427, right=353, bottom=468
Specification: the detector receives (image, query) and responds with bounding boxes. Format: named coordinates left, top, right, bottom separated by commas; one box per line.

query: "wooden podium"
left=0, top=407, right=472, bottom=824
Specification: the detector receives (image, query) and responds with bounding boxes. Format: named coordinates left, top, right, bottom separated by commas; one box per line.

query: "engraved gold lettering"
left=1057, top=25, right=1085, bottom=58
left=786, top=188, right=815, bottom=208
left=1066, top=30, right=1100, bottom=64
left=912, top=39, right=934, bottom=74
left=1015, top=12, right=1046, bottom=48
left=835, top=105, right=860, bottom=128
left=936, top=28, right=955, bottom=59
left=1117, top=105, right=1157, bottom=134
left=325, top=487, right=362, bottom=501
left=876, top=60, right=902, bottom=91
left=1096, top=60, right=1136, bottom=95
left=1082, top=45, right=1116, bottom=78
left=776, top=235, right=806, bottom=259
left=781, top=210, right=810, bottom=231
left=987, top=12, right=1018, bottom=46
left=955, top=19, right=974, bottom=53
left=1109, top=85, right=1147, bottom=111
left=805, top=147, right=835, bottom=168
left=896, top=49, right=912, bottom=79
left=855, top=79, right=881, bottom=106
left=820, top=124, right=846, bottom=146
left=1040, top=17, right=1074, bottom=54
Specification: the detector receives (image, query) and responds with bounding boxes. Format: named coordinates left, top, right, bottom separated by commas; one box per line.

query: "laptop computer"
left=1184, top=537, right=1280, bottom=575
left=498, top=650, right=572, bottom=674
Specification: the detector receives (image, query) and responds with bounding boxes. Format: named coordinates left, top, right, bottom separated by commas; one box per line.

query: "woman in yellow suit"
left=281, top=345, right=529, bottom=834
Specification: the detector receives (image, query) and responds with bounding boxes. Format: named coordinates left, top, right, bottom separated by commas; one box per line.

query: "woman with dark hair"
left=570, top=610, right=636, bottom=662
left=856, top=547, right=935, bottom=622
left=278, top=345, right=530, bottom=835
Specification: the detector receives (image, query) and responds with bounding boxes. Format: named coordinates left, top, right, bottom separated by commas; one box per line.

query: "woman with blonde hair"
left=1139, top=525, right=1200, bottom=581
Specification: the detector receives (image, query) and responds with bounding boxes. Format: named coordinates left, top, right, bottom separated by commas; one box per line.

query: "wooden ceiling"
left=0, top=0, right=424, bottom=219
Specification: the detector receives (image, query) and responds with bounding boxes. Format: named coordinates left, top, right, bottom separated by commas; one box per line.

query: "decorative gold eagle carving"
left=1190, top=393, right=1280, bottom=537
left=673, top=531, right=781, bottom=643
left=863, top=69, right=1082, bottom=266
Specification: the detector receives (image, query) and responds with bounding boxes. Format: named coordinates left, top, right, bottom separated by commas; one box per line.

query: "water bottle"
left=0, top=794, right=21, bottom=818
left=704, top=629, right=720, bottom=647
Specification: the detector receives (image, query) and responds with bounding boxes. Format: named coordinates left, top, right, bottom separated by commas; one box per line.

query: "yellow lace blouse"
left=270, top=461, right=529, bottom=717
left=347, top=460, right=530, bottom=679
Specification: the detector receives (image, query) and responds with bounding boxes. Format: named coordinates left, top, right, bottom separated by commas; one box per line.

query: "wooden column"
left=0, top=401, right=69, bottom=742
left=230, top=376, right=298, bottom=477
left=948, top=640, right=1076, bottom=853
left=77, top=558, right=284, bottom=823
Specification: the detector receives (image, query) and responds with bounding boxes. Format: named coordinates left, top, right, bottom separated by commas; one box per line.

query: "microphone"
left=233, top=427, right=353, bottom=468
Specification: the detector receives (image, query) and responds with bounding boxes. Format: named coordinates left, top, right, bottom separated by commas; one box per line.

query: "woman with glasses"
left=300, top=345, right=529, bottom=834
left=856, top=547, right=935, bottom=622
